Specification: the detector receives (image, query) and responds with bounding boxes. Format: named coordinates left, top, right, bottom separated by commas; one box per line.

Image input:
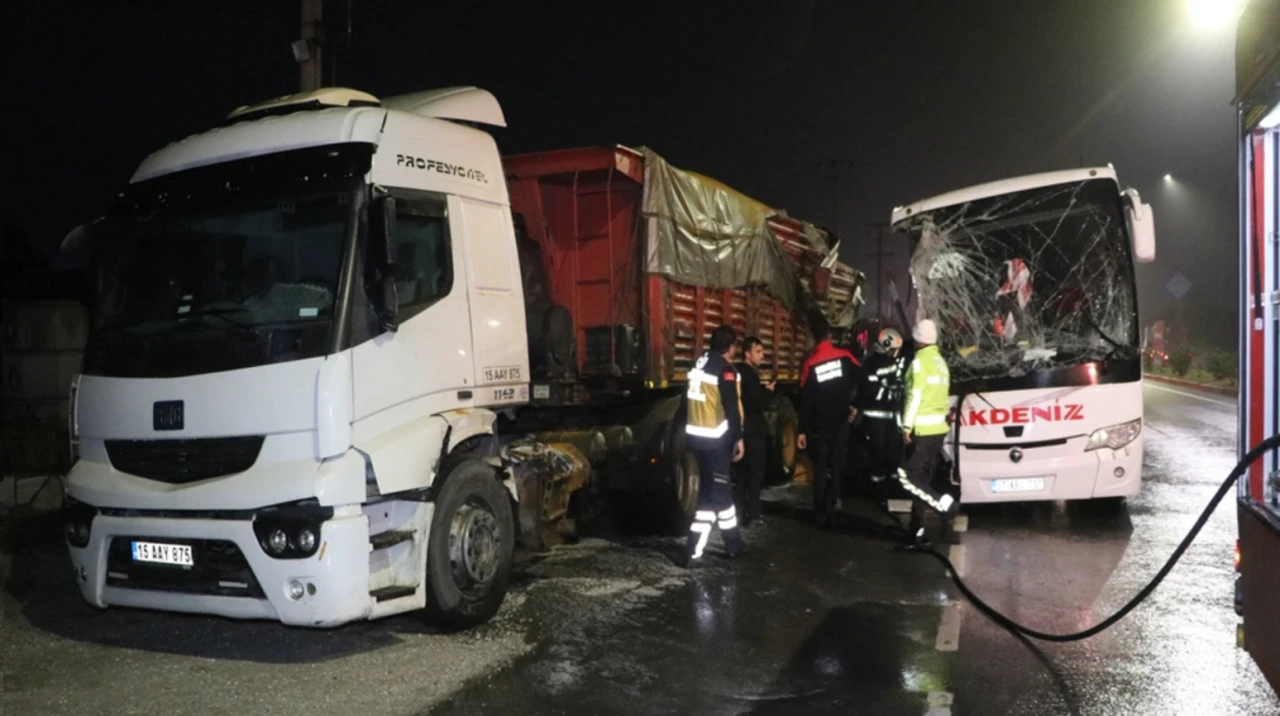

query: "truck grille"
left=106, top=537, right=264, bottom=598
left=105, top=437, right=265, bottom=484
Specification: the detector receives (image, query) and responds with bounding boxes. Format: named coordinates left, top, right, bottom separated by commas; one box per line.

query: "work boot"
left=940, top=494, right=960, bottom=524
left=897, top=527, right=931, bottom=550
left=724, top=543, right=750, bottom=559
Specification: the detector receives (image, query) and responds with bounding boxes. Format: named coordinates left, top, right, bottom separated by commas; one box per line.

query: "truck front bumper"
left=68, top=509, right=373, bottom=628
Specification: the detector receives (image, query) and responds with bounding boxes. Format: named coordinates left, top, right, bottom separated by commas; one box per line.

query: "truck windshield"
left=901, top=178, right=1138, bottom=384
left=84, top=190, right=355, bottom=378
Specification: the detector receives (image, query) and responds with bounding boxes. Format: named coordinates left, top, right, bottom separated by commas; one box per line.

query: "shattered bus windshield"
left=902, top=178, right=1138, bottom=384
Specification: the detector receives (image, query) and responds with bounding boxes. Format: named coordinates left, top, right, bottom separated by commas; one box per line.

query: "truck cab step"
left=369, top=529, right=415, bottom=550
left=370, top=586, right=417, bottom=602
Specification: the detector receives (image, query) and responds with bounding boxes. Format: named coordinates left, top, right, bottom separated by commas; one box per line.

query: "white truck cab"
left=64, top=87, right=533, bottom=627
left=892, top=166, right=1155, bottom=504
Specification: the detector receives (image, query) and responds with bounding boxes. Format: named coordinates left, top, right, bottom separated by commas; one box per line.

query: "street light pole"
left=299, top=0, right=324, bottom=91
left=817, top=159, right=855, bottom=242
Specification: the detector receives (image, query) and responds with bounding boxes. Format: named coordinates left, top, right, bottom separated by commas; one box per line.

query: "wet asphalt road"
left=2, top=381, right=1275, bottom=715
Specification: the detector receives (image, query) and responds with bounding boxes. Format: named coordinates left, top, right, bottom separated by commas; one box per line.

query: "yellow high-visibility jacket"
left=903, top=345, right=951, bottom=437
left=686, top=350, right=743, bottom=444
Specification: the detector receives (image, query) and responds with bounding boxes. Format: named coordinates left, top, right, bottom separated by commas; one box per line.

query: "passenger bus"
left=891, top=167, right=1156, bottom=503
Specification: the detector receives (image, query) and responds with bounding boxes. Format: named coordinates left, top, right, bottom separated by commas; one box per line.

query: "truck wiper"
left=178, top=308, right=258, bottom=334
left=88, top=323, right=146, bottom=342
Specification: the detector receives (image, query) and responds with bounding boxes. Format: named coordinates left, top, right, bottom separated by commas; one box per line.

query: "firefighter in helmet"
left=857, top=328, right=908, bottom=497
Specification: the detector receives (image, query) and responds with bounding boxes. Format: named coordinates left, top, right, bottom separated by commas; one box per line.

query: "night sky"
left=1, top=0, right=1240, bottom=346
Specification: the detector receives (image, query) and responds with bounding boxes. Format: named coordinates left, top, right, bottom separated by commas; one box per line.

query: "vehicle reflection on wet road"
left=436, top=382, right=1272, bottom=715
left=2, top=382, right=1274, bottom=715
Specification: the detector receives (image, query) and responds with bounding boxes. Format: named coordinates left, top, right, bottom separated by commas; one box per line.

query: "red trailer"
left=501, top=145, right=864, bottom=520
left=504, top=145, right=861, bottom=389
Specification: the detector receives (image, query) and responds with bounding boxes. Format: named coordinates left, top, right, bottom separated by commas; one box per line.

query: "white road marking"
left=952, top=513, right=968, bottom=533
left=935, top=601, right=962, bottom=652
left=1143, top=381, right=1235, bottom=408
left=926, top=691, right=954, bottom=715
left=948, top=544, right=966, bottom=577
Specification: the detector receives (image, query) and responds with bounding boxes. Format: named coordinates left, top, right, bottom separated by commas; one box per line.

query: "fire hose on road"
left=904, top=433, right=1280, bottom=642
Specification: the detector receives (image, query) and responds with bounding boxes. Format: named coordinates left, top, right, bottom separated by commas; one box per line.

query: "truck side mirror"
left=1123, top=188, right=1156, bottom=264
left=370, top=196, right=398, bottom=267
left=379, top=276, right=399, bottom=333
left=368, top=196, right=399, bottom=333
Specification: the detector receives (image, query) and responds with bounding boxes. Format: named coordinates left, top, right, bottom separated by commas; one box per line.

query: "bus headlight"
left=1085, top=419, right=1142, bottom=452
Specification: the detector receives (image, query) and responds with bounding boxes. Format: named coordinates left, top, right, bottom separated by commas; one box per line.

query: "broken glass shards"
left=901, top=179, right=1138, bottom=384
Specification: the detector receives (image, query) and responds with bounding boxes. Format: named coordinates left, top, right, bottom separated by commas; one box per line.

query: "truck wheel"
left=425, top=460, right=515, bottom=630
left=770, top=398, right=800, bottom=484
left=669, top=423, right=699, bottom=526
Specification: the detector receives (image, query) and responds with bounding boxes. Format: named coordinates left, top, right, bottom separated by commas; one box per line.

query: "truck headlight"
left=1085, top=419, right=1142, bottom=452
left=253, top=520, right=322, bottom=559
left=64, top=498, right=95, bottom=548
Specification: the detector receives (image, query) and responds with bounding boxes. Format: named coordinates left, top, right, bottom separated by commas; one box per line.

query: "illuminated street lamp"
left=1164, top=173, right=1173, bottom=181
left=1186, top=0, right=1242, bottom=29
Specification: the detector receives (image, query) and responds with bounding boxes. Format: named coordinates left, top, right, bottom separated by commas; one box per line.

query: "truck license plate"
left=131, top=541, right=194, bottom=567
left=990, top=477, right=1046, bottom=494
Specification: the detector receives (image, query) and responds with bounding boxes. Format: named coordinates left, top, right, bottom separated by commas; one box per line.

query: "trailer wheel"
left=667, top=421, right=700, bottom=523
left=424, top=459, right=515, bottom=630
left=673, top=446, right=700, bottom=528
left=770, top=398, right=801, bottom=484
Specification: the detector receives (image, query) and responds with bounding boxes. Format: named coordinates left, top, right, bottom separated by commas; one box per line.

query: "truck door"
left=351, top=192, right=476, bottom=443
left=453, top=196, right=530, bottom=407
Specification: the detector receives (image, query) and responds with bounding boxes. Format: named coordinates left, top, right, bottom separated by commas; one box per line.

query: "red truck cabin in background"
left=1235, top=0, right=1280, bottom=695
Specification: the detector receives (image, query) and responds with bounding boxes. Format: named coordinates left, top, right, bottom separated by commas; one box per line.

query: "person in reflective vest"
left=798, top=317, right=861, bottom=527
left=899, top=319, right=957, bottom=546
left=681, top=324, right=747, bottom=566
left=857, top=328, right=907, bottom=493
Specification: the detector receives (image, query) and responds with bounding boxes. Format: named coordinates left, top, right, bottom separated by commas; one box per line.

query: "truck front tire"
left=425, top=459, right=515, bottom=630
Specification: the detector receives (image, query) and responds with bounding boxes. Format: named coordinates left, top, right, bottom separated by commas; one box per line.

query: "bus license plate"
left=132, top=541, right=194, bottom=567
left=990, top=477, right=1045, bottom=494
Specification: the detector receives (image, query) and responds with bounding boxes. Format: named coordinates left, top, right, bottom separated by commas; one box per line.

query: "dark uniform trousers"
left=735, top=434, right=767, bottom=524
left=809, top=422, right=850, bottom=518
left=686, top=441, right=744, bottom=560
left=863, top=415, right=904, bottom=484
left=899, top=434, right=949, bottom=536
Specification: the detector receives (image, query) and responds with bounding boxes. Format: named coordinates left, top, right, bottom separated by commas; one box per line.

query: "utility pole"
left=298, top=0, right=325, bottom=91
left=817, top=159, right=855, bottom=241
left=864, top=223, right=893, bottom=322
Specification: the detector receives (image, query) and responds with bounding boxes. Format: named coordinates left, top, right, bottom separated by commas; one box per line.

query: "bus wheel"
left=425, top=459, right=515, bottom=630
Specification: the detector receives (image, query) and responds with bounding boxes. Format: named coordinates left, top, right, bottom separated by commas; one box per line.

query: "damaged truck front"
left=59, top=85, right=863, bottom=629
left=892, top=167, right=1156, bottom=503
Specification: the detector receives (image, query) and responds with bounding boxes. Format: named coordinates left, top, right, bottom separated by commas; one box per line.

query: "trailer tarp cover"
left=641, top=148, right=811, bottom=311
